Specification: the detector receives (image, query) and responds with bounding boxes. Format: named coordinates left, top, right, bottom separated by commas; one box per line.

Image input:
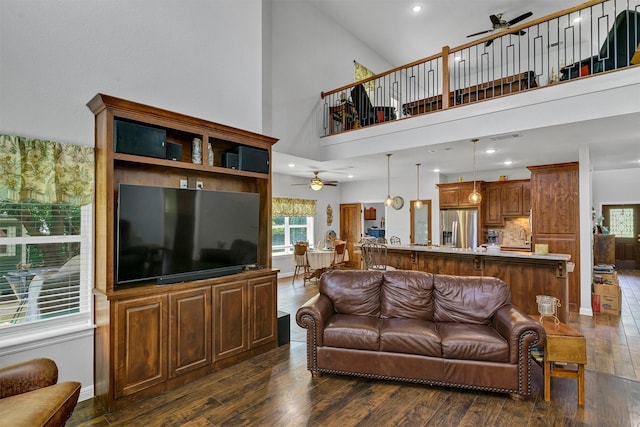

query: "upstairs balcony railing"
left=320, top=0, right=640, bottom=137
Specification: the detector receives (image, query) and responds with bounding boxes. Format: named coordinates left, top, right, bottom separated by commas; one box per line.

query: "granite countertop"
left=389, top=244, right=571, bottom=261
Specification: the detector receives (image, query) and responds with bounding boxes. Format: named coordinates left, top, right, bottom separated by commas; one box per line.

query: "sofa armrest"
left=0, top=358, right=58, bottom=398
left=492, top=306, right=546, bottom=364
left=296, top=293, right=334, bottom=348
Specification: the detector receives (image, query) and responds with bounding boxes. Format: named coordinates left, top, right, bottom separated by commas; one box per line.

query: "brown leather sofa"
left=0, top=358, right=81, bottom=426
left=296, top=270, right=546, bottom=398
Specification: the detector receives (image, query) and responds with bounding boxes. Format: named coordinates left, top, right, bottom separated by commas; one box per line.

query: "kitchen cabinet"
left=484, top=183, right=502, bottom=225
left=364, top=207, right=376, bottom=220
left=529, top=162, right=580, bottom=313
left=438, top=182, right=483, bottom=208
left=482, top=180, right=531, bottom=225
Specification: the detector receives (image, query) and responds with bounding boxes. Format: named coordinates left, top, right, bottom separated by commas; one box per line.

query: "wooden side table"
left=530, top=315, right=587, bottom=406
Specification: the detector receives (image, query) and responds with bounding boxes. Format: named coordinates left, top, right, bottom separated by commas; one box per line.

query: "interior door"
left=340, top=203, right=363, bottom=269
left=602, top=204, right=640, bottom=269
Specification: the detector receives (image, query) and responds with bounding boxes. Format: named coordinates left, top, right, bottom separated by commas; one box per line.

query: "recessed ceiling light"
left=454, top=56, right=462, bottom=62
left=504, top=161, right=513, bottom=165
left=288, top=163, right=295, bottom=167
left=348, top=174, right=354, bottom=178
left=433, top=168, right=440, bottom=173
left=412, top=5, right=422, bottom=13
left=485, top=149, right=496, bottom=154
left=573, top=17, right=582, bottom=23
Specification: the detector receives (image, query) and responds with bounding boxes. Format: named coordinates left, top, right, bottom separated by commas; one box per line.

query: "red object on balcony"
left=580, top=64, right=590, bottom=76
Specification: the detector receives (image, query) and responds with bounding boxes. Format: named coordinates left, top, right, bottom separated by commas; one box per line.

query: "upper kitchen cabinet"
left=438, top=182, right=483, bottom=209
left=483, top=180, right=531, bottom=225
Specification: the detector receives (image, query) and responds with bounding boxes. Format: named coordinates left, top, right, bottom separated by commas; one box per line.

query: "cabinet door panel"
left=213, top=280, right=248, bottom=360
left=502, top=183, right=523, bottom=216
left=169, top=287, right=211, bottom=378
left=439, top=188, right=459, bottom=208
left=485, top=184, right=502, bottom=225
left=114, top=295, right=167, bottom=398
left=249, top=276, right=277, bottom=347
left=387, top=249, right=413, bottom=270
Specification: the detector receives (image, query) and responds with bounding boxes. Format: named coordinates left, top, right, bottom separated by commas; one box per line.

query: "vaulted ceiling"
left=272, top=0, right=640, bottom=183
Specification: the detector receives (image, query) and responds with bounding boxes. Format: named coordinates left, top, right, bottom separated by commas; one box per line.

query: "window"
left=0, top=202, right=92, bottom=329
left=272, top=216, right=314, bottom=255
left=271, top=197, right=317, bottom=255
left=609, top=208, right=633, bottom=238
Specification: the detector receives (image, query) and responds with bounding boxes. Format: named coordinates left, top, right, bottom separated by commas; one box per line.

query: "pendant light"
left=384, top=153, right=393, bottom=206
left=468, top=138, right=482, bottom=204
left=414, top=163, right=423, bottom=208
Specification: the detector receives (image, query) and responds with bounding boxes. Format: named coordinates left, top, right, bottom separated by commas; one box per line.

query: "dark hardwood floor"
left=68, top=271, right=640, bottom=426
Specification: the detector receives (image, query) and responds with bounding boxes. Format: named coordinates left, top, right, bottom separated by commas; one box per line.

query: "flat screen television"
left=116, top=184, right=260, bottom=286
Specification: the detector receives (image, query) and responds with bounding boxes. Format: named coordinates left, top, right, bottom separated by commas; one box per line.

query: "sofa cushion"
left=437, top=322, right=509, bottom=363
left=320, top=270, right=383, bottom=316
left=380, top=270, right=434, bottom=320
left=324, top=314, right=381, bottom=350
left=433, top=275, right=510, bottom=324
left=379, top=318, right=441, bottom=357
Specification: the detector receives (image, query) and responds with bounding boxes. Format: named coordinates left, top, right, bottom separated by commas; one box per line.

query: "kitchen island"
left=385, top=245, right=571, bottom=322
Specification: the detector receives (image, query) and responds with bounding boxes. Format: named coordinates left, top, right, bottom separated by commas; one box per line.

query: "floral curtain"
left=0, top=134, right=94, bottom=205
left=272, top=197, right=316, bottom=217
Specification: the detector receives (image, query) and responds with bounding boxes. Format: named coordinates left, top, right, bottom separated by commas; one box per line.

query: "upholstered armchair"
left=0, top=358, right=81, bottom=426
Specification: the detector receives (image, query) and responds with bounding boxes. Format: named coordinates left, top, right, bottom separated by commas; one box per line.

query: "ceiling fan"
left=292, top=171, right=338, bottom=191
left=467, top=11, right=533, bottom=47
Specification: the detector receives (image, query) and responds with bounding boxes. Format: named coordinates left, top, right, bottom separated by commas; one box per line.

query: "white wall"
left=0, top=0, right=264, bottom=401
left=592, top=168, right=640, bottom=210
left=0, top=0, right=263, bottom=146
left=269, top=0, right=394, bottom=159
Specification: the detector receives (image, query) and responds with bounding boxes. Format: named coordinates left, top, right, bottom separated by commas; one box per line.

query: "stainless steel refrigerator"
left=440, top=209, right=478, bottom=249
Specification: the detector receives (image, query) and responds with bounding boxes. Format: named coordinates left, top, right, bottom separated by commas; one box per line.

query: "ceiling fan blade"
left=489, top=14, right=501, bottom=25
left=467, top=29, right=493, bottom=38
left=324, top=183, right=338, bottom=187
left=508, top=30, right=527, bottom=36
left=485, top=39, right=494, bottom=47
left=508, top=11, right=533, bottom=26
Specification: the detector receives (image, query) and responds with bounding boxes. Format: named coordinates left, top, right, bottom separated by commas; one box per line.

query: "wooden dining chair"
left=331, top=242, right=347, bottom=269
left=292, top=242, right=311, bottom=286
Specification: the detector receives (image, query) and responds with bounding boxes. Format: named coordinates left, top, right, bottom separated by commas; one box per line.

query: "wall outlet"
left=180, top=179, right=188, bottom=189
left=196, top=181, right=204, bottom=190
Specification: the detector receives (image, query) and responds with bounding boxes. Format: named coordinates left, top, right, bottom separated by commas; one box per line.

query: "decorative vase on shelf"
left=192, top=138, right=202, bottom=164
left=207, top=142, right=214, bottom=166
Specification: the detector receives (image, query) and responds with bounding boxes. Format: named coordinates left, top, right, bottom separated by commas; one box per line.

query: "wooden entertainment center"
left=88, top=94, right=279, bottom=411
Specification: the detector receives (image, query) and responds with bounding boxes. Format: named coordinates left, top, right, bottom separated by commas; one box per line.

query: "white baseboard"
left=78, top=385, right=94, bottom=402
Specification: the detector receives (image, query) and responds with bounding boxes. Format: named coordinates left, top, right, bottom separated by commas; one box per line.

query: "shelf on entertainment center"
left=113, top=152, right=270, bottom=179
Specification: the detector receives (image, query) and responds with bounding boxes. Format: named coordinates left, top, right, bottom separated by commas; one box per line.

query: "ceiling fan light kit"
left=466, top=11, right=533, bottom=46
left=292, top=171, right=337, bottom=191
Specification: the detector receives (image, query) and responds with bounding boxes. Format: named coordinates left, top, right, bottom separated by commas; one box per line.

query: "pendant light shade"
left=468, top=139, right=482, bottom=204
left=384, top=153, right=393, bottom=206
left=414, top=163, right=423, bottom=208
